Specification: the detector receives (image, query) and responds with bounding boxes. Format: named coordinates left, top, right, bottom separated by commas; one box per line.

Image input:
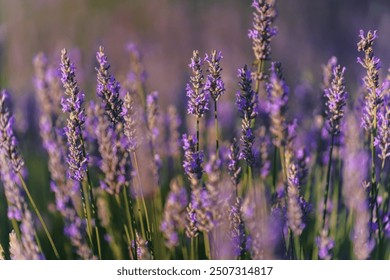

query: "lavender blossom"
left=60, top=49, right=87, bottom=182
left=236, top=65, right=258, bottom=166
left=204, top=50, right=225, bottom=102
left=0, top=90, right=24, bottom=173
left=316, top=229, right=334, bottom=260
left=160, top=179, right=188, bottom=248
left=123, top=91, right=139, bottom=152
left=182, top=134, right=204, bottom=186
left=357, top=30, right=384, bottom=131
left=186, top=50, right=209, bottom=117
left=95, top=104, right=126, bottom=195
left=185, top=203, right=198, bottom=238
left=229, top=197, right=246, bottom=257
left=267, top=62, right=288, bottom=147
left=375, top=106, right=390, bottom=165
left=96, top=46, right=124, bottom=126
left=248, top=0, right=278, bottom=62
left=286, top=162, right=306, bottom=236
left=228, top=138, right=242, bottom=187
left=324, top=65, right=347, bottom=135
left=135, top=232, right=151, bottom=260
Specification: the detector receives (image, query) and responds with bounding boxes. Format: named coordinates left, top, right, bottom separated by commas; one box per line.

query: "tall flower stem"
left=322, top=134, right=334, bottom=230
left=254, top=59, right=264, bottom=95
left=196, top=117, right=200, bottom=152
left=17, top=174, right=59, bottom=259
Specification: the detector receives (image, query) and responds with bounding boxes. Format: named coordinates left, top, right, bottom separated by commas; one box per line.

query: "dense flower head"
left=357, top=30, right=384, bottom=131
left=324, top=64, right=347, bottom=135
left=186, top=50, right=209, bottom=117
left=228, top=138, right=242, bottom=187
left=96, top=46, right=124, bottom=126
left=237, top=65, right=258, bottom=166
left=267, top=61, right=288, bottom=147
left=123, top=91, right=139, bottom=152
left=0, top=90, right=24, bottom=173
left=248, top=0, right=278, bottom=61
left=182, top=134, right=204, bottom=185
left=316, top=229, right=334, bottom=260
left=204, top=50, right=225, bottom=102
left=60, top=48, right=87, bottom=182
left=375, top=106, right=390, bottom=165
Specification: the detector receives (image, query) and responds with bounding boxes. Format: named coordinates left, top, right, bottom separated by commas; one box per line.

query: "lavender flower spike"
left=60, top=49, right=87, bottom=182
left=267, top=62, right=288, bottom=147
left=357, top=30, right=384, bottom=131
left=0, top=90, right=24, bottom=173
left=324, top=65, right=347, bottom=135
left=249, top=0, right=278, bottom=62
left=186, top=50, right=209, bottom=117
left=228, top=138, right=242, bottom=188
left=204, top=50, right=225, bottom=102
left=182, top=134, right=204, bottom=186
left=236, top=65, right=258, bottom=166
left=96, top=46, right=124, bottom=126
left=375, top=106, right=390, bottom=165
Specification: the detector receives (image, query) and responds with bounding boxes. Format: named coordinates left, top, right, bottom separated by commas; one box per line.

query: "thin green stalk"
left=204, top=232, right=211, bottom=259
left=254, top=60, right=264, bottom=95
left=322, top=133, right=335, bottom=230
left=272, top=146, right=277, bottom=193
left=293, top=235, right=301, bottom=260
left=17, top=174, right=60, bottom=259
left=190, top=237, right=195, bottom=260
left=132, top=151, right=151, bottom=240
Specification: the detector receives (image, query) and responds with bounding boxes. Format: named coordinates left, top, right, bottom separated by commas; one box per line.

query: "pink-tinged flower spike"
left=266, top=62, right=288, bottom=148
left=96, top=46, right=124, bottom=126
left=249, top=0, right=278, bottom=62
left=324, top=65, right=347, bottom=136
left=357, top=30, right=384, bottom=131
left=60, top=48, right=87, bottom=182
left=375, top=105, right=390, bottom=167
left=187, top=50, right=209, bottom=118
left=236, top=65, right=258, bottom=166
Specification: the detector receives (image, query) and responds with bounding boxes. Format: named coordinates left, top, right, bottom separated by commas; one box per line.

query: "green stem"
left=17, top=174, right=60, bottom=259
left=254, top=59, right=264, bottom=95
left=322, top=133, right=335, bottom=230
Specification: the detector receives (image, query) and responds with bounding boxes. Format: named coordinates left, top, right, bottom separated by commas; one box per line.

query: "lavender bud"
left=267, top=62, right=288, bottom=148
left=316, top=229, right=334, bottom=260
left=357, top=30, right=384, bottom=131
left=324, top=65, right=347, bottom=135
left=228, top=138, right=242, bottom=187
left=229, top=197, right=246, bottom=257
left=375, top=105, right=390, bottom=165
left=237, top=65, right=258, bottom=166
left=186, top=50, right=209, bottom=117
left=123, top=91, right=139, bottom=152
left=182, top=134, right=204, bottom=186
left=185, top=203, right=199, bottom=238
left=135, top=232, right=151, bottom=260
left=96, top=46, right=124, bottom=126
left=248, top=0, right=278, bottom=62
left=60, top=49, right=87, bottom=182
left=204, top=50, right=225, bottom=102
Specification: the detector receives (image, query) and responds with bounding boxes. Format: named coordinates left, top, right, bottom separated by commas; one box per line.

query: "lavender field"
left=0, top=0, right=389, bottom=260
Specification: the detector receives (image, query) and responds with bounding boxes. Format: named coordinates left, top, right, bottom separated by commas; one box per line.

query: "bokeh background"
left=0, top=0, right=389, bottom=258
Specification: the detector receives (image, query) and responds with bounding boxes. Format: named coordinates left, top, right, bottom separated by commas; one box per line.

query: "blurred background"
left=0, top=0, right=389, bottom=259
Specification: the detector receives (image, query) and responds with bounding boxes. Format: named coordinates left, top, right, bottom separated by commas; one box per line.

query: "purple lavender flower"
left=186, top=50, right=209, bottom=118
left=316, top=229, right=334, bottom=260
left=0, top=90, right=24, bottom=174
left=375, top=105, right=390, bottom=166
left=324, top=65, right=347, bottom=135
left=249, top=0, right=277, bottom=62
left=229, top=197, right=246, bottom=257
left=182, top=134, right=204, bottom=185
left=286, top=162, right=306, bottom=236
left=267, top=62, right=288, bottom=148
left=160, top=179, right=188, bottom=248
left=96, top=46, right=124, bottom=126
left=204, top=50, right=225, bottom=102
left=236, top=65, right=258, bottom=166
left=357, top=30, right=384, bottom=131
left=123, top=91, right=139, bottom=152
left=94, top=104, right=126, bottom=195
left=60, top=49, right=87, bottom=182
left=185, top=203, right=198, bottom=238
left=228, top=138, right=242, bottom=187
